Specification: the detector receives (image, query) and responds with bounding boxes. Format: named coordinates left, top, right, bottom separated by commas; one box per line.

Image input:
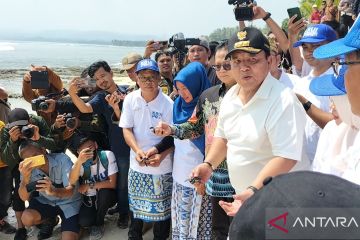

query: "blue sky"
left=0, top=0, right=300, bottom=39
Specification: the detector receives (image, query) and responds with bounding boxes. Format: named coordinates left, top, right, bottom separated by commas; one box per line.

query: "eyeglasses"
left=212, top=62, right=231, bottom=71
left=138, top=76, right=157, bottom=83
left=331, top=60, right=360, bottom=76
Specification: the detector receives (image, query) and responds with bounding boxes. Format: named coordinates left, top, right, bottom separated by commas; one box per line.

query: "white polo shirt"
left=119, top=88, right=173, bottom=175
left=214, top=73, right=306, bottom=193
left=293, top=68, right=332, bottom=162
left=279, top=70, right=301, bottom=90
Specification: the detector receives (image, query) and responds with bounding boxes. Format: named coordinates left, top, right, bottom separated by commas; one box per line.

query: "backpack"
left=82, top=150, right=108, bottom=181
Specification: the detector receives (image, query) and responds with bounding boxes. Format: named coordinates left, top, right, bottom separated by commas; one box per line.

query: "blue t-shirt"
left=89, top=88, right=130, bottom=159
left=29, top=153, right=81, bottom=218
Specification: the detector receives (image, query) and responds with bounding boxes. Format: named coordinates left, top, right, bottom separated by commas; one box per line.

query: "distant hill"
left=0, top=29, right=156, bottom=46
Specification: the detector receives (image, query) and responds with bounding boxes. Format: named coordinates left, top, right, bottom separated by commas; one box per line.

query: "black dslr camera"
left=63, top=113, right=77, bottom=129
left=229, top=0, right=254, bottom=21
left=31, top=96, right=49, bottom=111
left=20, top=125, right=34, bottom=139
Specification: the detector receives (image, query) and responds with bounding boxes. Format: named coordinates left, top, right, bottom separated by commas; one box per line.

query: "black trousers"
left=211, top=196, right=234, bottom=240
left=0, top=166, right=25, bottom=219
left=128, top=211, right=170, bottom=240
left=78, top=188, right=117, bottom=227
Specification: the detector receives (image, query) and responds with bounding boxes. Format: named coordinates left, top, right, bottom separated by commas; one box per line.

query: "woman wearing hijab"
left=170, top=62, right=212, bottom=239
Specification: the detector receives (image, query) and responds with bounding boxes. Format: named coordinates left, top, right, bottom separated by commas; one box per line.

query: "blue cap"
left=309, top=65, right=348, bottom=96
left=135, top=59, right=159, bottom=73
left=293, top=24, right=337, bottom=48
left=314, top=15, right=360, bottom=59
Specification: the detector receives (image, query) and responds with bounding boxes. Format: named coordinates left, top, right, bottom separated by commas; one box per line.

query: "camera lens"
left=66, top=118, right=76, bottom=129
left=21, top=126, right=35, bottom=138
left=39, top=102, right=49, bottom=111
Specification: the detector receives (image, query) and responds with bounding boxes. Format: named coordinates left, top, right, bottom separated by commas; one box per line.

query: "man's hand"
left=9, top=126, right=21, bottom=142
left=77, top=148, right=93, bottom=164
left=219, top=190, right=254, bottom=216
left=253, top=6, right=267, bottom=20
left=39, top=99, right=56, bottom=113
left=144, top=147, right=159, bottom=159
left=135, top=149, right=146, bottom=167
left=68, top=77, right=81, bottom=96
left=78, top=184, right=90, bottom=194
left=36, top=177, right=56, bottom=196
left=144, top=40, right=157, bottom=58
left=288, top=15, right=307, bottom=39
left=153, top=121, right=172, bottom=137
left=23, top=65, right=47, bottom=83
left=190, top=162, right=213, bottom=185
left=54, top=114, right=66, bottom=129
left=29, top=124, right=40, bottom=141
left=147, top=153, right=162, bottom=167
left=18, top=160, right=33, bottom=182
left=105, top=92, right=121, bottom=110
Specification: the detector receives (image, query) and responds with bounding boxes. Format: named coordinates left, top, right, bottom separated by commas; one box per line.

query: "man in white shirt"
left=292, top=24, right=338, bottom=162
left=191, top=27, right=306, bottom=216
left=119, top=59, right=173, bottom=240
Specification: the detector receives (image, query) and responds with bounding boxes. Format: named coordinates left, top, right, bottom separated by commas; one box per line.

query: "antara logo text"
left=268, top=212, right=359, bottom=234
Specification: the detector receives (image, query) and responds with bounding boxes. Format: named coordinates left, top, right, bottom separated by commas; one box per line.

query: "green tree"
left=208, top=26, right=239, bottom=41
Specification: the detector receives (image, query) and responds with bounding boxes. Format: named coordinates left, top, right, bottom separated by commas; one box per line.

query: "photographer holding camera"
left=18, top=140, right=81, bottom=240
left=0, top=108, right=58, bottom=240
left=68, top=61, right=131, bottom=229
left=22, top=65, right=64, bottom=126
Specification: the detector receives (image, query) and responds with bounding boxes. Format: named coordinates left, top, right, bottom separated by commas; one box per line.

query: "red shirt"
left=311, top=10, right=322, bottom=23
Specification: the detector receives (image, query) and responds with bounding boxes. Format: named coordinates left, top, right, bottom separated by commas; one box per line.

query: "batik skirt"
left=171, top=181, right=212, bottom=240
left=128, top=168, right=173, bottom=222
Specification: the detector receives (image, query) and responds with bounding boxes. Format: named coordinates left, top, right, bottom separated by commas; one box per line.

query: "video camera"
left=228, top=0, right=254, bottom=21
left=168, top=33, right=201, bottom=71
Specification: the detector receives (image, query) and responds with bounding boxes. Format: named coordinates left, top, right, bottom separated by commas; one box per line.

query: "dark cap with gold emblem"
left=226, top=27, right=270, bottom=59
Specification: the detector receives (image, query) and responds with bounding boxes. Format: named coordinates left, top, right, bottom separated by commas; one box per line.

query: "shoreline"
left=0, top=67, right=133, bottom=97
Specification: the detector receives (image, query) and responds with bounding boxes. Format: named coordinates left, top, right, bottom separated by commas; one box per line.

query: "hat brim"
left=313, top=38, right=358, bottom=59
left=293, top=38, right=328, bottom=48
left=225, top=47, right=262, bottom=59
left=6, top=120, right=29, bottom=129
left=120, top=63, right=136, bottom=73
left=310, top=72, right=346, bottom=96
left=135, top=66, right=159, bottom=73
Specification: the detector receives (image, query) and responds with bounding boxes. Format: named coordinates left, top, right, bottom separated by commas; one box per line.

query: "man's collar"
left=251, top=73, right=275, bottom=100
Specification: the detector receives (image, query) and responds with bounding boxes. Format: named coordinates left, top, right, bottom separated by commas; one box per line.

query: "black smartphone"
left=30, top=70, right=49, bottom=89
left=287, top=7, right=302, bottom=22
left=26, top=180, right=38, bottom=192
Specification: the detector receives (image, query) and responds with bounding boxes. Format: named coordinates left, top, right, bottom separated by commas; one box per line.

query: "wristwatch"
left=263, top=12, right=272, bottom=21
left=89, top=182, right=95, bottom=189
left=303, top=101, right=312, bottom=112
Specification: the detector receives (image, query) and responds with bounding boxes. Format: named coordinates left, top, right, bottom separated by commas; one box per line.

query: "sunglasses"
left=212, top=62, right=231, bottom=71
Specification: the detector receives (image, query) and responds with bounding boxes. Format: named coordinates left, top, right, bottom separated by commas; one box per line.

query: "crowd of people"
left=0, top=1, right=360, bottom=240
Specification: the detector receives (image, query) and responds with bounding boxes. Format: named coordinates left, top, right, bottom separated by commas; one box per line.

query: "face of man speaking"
left=229, top=50, right=271, bottom=93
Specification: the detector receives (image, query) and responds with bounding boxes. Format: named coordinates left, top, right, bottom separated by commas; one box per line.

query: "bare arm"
left=68, top=78, right=93, bottom=113
left=297, top=94, right=333, bottom=129
left=253, top=6, right=289, bottom=52
left=287, top=16, right=307, bottom=74
left=250, top=157, right=297, bottom=189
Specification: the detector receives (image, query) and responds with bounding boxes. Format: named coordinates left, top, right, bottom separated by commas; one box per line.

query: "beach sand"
left=0, top=96, right=155, bottom=240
